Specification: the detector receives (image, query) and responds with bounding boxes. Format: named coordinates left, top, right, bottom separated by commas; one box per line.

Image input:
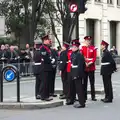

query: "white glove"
left=51, top=58, right=55, bottom=64
left=1, top=57, right=5, bottom=60
left=25, top=55, right=29, bottom=59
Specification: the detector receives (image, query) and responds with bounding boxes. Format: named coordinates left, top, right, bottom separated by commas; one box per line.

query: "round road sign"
left=3, top=65, right=18, bottom=82
left=70, top=4, right=78, bottom=12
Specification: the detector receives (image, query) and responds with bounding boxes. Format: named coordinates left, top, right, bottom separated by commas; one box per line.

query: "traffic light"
left=64, top=0, right=87, bottom=13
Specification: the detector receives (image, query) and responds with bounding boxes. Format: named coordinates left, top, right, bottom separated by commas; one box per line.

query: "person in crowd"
left=110, top=46, right=118, bottom=58
left=59, top=42, right=70, bottom=99
left=39, top=35, right=53, bottom=101
left=49, top=44, right=58, bottom=97
left=19, top=48, right=27, bottom=75
left=80, top=36, right=97, bottom=101
left=0, top=45, right=7, bottom=70
left=33, top=43, right=43, bottom=99
left=70, top=39, right=86, bottom=108
left=100, top=40, right=117, bottom=103
left=25, top=44, right=32, bottom=76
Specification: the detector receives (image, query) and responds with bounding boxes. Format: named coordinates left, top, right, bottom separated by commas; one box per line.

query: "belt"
left=71, top=64, right=78, bottom=68
left=59, top=61, right=63, bottom=63
left=66, top=60, right=71, bottom=63
left=86, top=58, right=93, bottom=60
left=34, top=63, right=41, bottom=65
left=101, top=62, right=110, bottom=65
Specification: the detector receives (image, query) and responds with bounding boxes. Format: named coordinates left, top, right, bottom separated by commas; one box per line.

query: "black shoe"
left=74, top=99, right=79, bottom=102
left=50, top=94, right=57, bottom=97
left=41, top=97, right=53, bottom=101
left=66, top=101, right=74, bottom=105
left=66, top=99, right=74, bottom=105
left=92, top=98, right=97, bottom=101
left=60, top=94, right=64, bottom=97
left=36, top=95, right=41, bottom=99
left=59, top=95, right=66, bottom=99
left=103, top=99, right=112, bottom=103
left=74, top=104, right=85, bottom=108
left=101, top=98, right=106, bottom=102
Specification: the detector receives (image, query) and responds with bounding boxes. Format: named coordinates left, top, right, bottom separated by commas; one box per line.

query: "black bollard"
left=17, top=71, right=20, bottom=102
left=0, top=71, right=3, bottom=102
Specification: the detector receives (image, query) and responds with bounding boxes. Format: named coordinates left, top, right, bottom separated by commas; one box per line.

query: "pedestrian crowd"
left=33, top=35, right=117, bottom=108
left=0, top=43, right=34, bottom=76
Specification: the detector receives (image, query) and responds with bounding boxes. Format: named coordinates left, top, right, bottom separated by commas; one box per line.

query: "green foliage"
left=0, top=37, right=17, bottom=45
left=0, top=0, right=48, bottom=44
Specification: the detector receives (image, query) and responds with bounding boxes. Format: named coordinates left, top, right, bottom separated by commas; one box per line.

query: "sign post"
left=0, top=65, right=20, bottom=102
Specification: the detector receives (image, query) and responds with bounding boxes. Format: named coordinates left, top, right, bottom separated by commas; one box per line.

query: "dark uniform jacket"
left=33, top=49, right=44, bottom=75
left=40, top=44, right=53, bottom=71
left=71, top=50, right=86, bottom=80
left=59, top=50, right=68, bottom=72
left=51, top=48, right=58, bottom=69
left=100, top=49, right=117, bottom=75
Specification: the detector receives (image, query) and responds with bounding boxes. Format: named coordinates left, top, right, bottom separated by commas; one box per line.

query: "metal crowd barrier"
left=0, top=62, right=34, bottom=77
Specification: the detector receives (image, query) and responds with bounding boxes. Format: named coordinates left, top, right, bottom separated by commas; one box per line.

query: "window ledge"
left=108, top=4, right=114, bottom=7
left=87, top=0, right=92, bottom=4
left=117, top=5, right=120, bottom=8
left=94, top=2, right=103, bottom=6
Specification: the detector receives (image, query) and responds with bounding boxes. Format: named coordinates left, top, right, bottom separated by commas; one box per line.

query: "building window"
left=107, top=0, right=113, bottom=4
left=95, top=0, right=101, bottom=2
left=117, top=0, right=120, bottom=5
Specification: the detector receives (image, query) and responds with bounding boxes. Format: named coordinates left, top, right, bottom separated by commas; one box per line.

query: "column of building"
left=116, top=22, right=120, bottom=55
left=102, top=0, right=109, bottom=45
left=94, top=20, right=101, bottom=56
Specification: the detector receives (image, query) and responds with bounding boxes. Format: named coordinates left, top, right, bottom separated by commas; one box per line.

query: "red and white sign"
left=70, top=4, right=78, bottom=12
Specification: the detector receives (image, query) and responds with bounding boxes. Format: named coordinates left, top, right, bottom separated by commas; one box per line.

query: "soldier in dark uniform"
left=59, top=42, right=70, bottom=99
left=49, top=47, right=58, bottom=97
left=70, top=39, right=86, bottom=108
left=33, top=42, right=43, bottom=99
left=39, top=35, right=53, bottom=101
left=100, top=40, right=117, bottom=103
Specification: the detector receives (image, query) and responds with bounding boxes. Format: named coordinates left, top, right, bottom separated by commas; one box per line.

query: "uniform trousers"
left=35, top=74, right=42, bottom=97
left=49, top=67, right=56, bottom=95
left=67, top=72, right=85, bottom=105
left=66, top=72, right=75, bottom=101
left=40, top=71, right=52, bottom=99
left=102, top=74, right=113, bottom=100
left=84, top=71, right=96, bottom=100
left=61, top=70, right=68, bottom=96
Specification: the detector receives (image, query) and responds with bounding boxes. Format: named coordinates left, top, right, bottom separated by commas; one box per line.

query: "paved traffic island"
left=55, top=88, right=104, bottom=95
left=0, top=97, right=64, bottom=109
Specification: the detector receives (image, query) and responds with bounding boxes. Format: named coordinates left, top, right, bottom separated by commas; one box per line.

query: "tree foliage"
left=0, top=0, right=48, bottom=46
left=0, top=0, right=77, bottom=47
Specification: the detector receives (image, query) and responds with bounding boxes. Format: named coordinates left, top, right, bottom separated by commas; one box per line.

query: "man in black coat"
left=70, top=39, right=86, bottom=108
left=59, top=42, right=69, bottom=99
left=39, top=35, right=53, bottom=101
left=100, top=40, right=117, bottom=103
left=33, top=43, right=43, bottom=99
left=49, top=47, right=58, bottom=97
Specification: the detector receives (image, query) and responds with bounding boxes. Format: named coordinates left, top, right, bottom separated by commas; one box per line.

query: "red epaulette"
left=40, top=45, right=51, bottom=53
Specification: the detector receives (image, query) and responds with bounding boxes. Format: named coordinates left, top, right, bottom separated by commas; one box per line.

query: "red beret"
left=84, top=36, right=92, bottom=40
left=71, top=39, right=80, bottom=47
left=101, top=40, right=109, bottom=46
left=63, top=42, right=70, bottom=48
left=71, top=39, right=80, bottom=44
left=41, top=35, right=49, bottom=41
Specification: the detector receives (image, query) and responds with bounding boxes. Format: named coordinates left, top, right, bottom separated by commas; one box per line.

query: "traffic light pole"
left=76, top=12, right=79, bottom=40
